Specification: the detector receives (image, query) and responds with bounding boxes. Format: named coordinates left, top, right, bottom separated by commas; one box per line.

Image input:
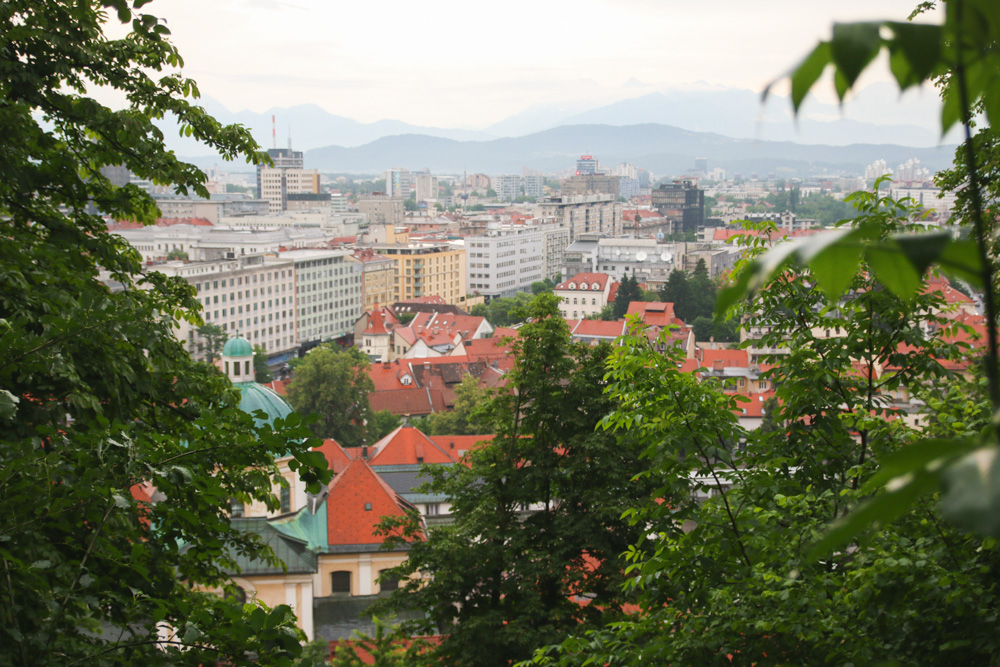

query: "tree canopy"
left=0, top=1, right=329, bottom=664
left=376, top=294, right=652, bottom=666
left=286, top=345, right=374, bottom=447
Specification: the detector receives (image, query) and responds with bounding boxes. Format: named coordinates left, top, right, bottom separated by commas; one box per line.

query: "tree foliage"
left=286, top=346, right=374, bottom=446
left=376, top=294, right=652, bottom=666
left=612, top=272, right=641, bottom=319
left=254, top=345, right=273, bottom=383
left=413, top=374, right=490, bottom=436
left=0, top=1, right=330, bottom=664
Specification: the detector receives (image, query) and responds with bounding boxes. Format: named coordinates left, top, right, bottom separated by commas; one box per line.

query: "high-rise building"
left=522, top=175, right=545, bottom=199
left=537, top=194, right=623, bottom=242
left=652, top=180, right=705, bottom=234
left=561, top=174, right=620, bottom=198
left=493, top=174, right=522, bottom=202
left=384, top=168, right=412, bottom=199
left=256, top=148, right=319, bottom=214
left=414, top=173, right=438, bottom=202
left=358, top=193, right=404, bottom=227
left=576, top=155, right=600, bottom=175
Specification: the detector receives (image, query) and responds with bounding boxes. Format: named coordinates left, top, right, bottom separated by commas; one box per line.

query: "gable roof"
left=368, top=426, right=458, bottom=465
left=569, top=319, right=627, bottom=339
left=555, top=272, right=611, bottom=292
left=626, top=301, right=684, bottom=327
left=315, top=439, right=353, bottom=474
left=325, top=459, right=411, bottom=548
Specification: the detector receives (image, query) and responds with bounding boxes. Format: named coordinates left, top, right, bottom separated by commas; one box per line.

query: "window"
left=426, top=503, right=439, bottom=516
left=330, top=571, right=351, bottom=595
left=230, top=499, right=244, bottom=518
left=379, top=569, right=399, bottom=592
left=280, top=486, right=290, bottom=513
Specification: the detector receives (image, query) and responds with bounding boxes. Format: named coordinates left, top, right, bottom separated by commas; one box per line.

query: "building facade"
left=466, top=224, right=545, bottom=299
left=537, top=194, right=623, bottom=242
left=652, top=180, right=705, bottom=233
left=358, top=193, right=405, bottom=227
left=269, top=249, right=363, bottom=347
left=351, top=248, right=396, bottom=311
left=371, top=241, right=468, bottom=306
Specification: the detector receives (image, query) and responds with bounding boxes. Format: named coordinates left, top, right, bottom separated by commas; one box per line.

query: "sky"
left=139, top=0, right=940, bottom=130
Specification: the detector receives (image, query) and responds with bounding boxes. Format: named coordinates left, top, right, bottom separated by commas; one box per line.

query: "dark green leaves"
left=830, top=23, right=882, bottom=95
left=789, top=42, right=832, bottom=110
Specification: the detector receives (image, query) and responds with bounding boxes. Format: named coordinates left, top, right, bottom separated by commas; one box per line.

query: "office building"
left=537, top=194, right=623, bottom=242
left=652, top=180, right=705, bottom=233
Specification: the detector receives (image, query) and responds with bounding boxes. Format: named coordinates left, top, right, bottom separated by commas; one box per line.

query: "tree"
left=368, top=409, right=402, bottom=442
left=330, top=617, right=431, bottom=667
left=659, top=268, right=692, bottom=320
left=376, top=294, right=652, bottom=666
left=418, top=374, right=490, bottom=435
left=286, top=346, right=374, bottom=446
left=166, top=248, right=189, bottom=261
left=403, top=198, right=418, bottom=212
left=612, top=272, right=641, bottom=319
left=528, top=189, right=1000, bottom=666
left=0, top=2, right=330, bottom=664
left=254, top=345, right=273, bottom=383
left=198, top=323, right=228, bottom=362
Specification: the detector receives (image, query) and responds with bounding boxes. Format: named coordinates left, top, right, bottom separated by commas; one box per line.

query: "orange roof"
left=555, top=272, right=611, bottom=292
left=315, top=439, right=353, bottom=474
left=700, top=348, right=749, bottom=369
left=325, top=459, right=410, bottom=547
left=627, top=301, right=684, bottom=327
left=569, top=319, right=627, bottom=338
left=369, top=426, right=458, bottom=465
left=363, top=305, right=399, bottom=336
left=429, top=434, right=493, bottom=457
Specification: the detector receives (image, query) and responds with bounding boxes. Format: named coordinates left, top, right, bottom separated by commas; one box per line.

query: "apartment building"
left=370, top=241, right=467, bottom=306
left=269, top=249, right=363, bottom=347
left=384, top=168, right=412, bottom=199
left=351, top=248, right=396, bottom=311
left=258, top=165, right=321, bottom=214
left=553, top=272, right=614, bottom=320
left=537, top=194, right=623, bottom=242
left=493, top=174, right=522, bottom=202
left=358, top=193, right=405, bottom=226
left=414, top=173, right=438, bottom=202
left=466, top=224, right=544, bottom=299
left=155, top=254, right=298, bottom=363
left=652, top=180, right=705, bottom=233
left=112, top=224, right=330, bottom=263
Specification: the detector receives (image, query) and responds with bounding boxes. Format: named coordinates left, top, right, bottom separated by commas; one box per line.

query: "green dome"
left=222, top=337, right=253, bottom=357
left=235, top=381, right=293, bottom=429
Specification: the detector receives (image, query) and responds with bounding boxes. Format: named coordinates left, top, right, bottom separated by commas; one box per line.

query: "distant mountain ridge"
left=296, top=123, right=955, bottom=177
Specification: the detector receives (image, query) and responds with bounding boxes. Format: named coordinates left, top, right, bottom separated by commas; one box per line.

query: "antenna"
left=287, top=124, right=291, bottom=150
left=271, top=115, right=276, bottom=150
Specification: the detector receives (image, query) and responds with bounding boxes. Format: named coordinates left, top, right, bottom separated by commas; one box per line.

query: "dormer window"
left=591, top=283, right=600, bottom=290
left=568, top=282, right=576, bottom=289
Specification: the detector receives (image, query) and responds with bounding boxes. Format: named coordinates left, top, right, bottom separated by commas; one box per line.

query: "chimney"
left=361, top=444, right=368, bottom=460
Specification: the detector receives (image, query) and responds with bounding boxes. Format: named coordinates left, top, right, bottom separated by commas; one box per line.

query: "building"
left=286, top=192, right=332, bottom=212
left=576, top=155, right=600, bottom=175
left=369, top=240, right=468, bottom=306
left=652, top=180, right=705, bottom=233
left=351, top=248, right=396, bottom=311
left=466, top=224, right=544, bottom=299
left=561, top=174, right=620, bottom=199
left=536, top=194, right=623, bottom=242
left=153, top=254, right=299, bottom=363
left=268, top=249, right=363, bottom=348
left=256, top=147, right=321, bottom=214
left=414, top=173, right=438, bottom=202
left=493, top=174, right=522, bottom=202
left=358, top=193, right=405, bottom=227
left=553, top=272, right=614, bottom=320
left=522, top=174, right=545, bottom=199
left=384, top=168, right=412, bottom=199
left=390, top=311, right=494, bottom=360
left=111, top=223, right=331, bottom=263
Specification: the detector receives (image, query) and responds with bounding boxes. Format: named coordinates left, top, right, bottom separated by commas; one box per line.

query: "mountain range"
left=168, top=85, right=958, bottom=177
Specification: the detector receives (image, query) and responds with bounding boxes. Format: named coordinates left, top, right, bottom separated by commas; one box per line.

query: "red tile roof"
left=555, top=273, right=611, bottom=292
left=626, top=301, right=684, bottom=327
left=569, top=319, right=627, bottom=339
left=699, top=348, right=749, bottom=369
left=429, top=435, right=493, bottom=458
left=369, top=426, right=458, bottom=465
left=325, top=459, right=410, bottom=547
left=315, top=439, right=353, bottom=474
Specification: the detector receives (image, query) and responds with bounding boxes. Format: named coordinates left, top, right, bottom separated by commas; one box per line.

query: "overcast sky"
left=146, top=0, right=940, bottom=129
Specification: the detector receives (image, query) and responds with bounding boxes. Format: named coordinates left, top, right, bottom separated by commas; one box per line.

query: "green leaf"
left=864, top=437, right=979, bottom=492
left=865, top=241, right=923, bottom=300
left=790, top=42, right=832, bottom=111
left=892, top=231, right=951, bottom=276
left=887, top=22, right=943, bottom=86
left=940, top=446, right=1000, bottom=535
left=937, top=239, right=984, bottom=287
left=798, top=227, right=863, bottom=300
left=0, top=389, right=19, bottom=420
left=809, top=469, right=940, bottom=558
left=830, top=22, right=882, bottom=92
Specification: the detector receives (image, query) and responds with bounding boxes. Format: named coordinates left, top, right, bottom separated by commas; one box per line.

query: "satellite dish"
left=656, top=232, right=665, bottom=240
left=614, top=249, right=621, bottom=256
left=635, top=251, right=648, bottom=262
left=661, top=252, right=672, bottom=262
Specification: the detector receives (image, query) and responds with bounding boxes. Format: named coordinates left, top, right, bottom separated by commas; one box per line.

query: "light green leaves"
left=717, top=227, right=981, bottom=318
left=830, top=23, right=882, bottom=94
